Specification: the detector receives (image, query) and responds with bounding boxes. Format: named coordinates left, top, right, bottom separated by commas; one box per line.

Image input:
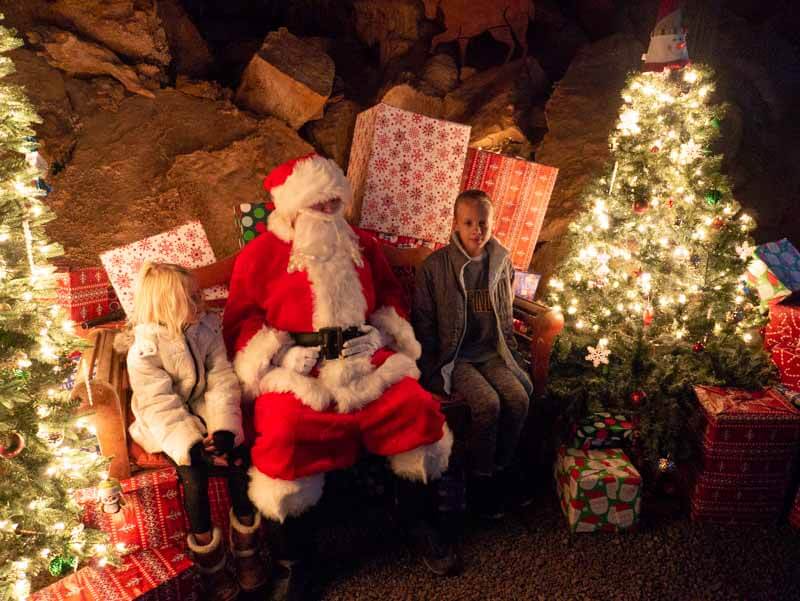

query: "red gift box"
left=770, top=346, right=800, bottom=391
left=693, top=386, right=800, bottom=447
left=76, top=469, right=187, bottom=555
left=30, top=546, right=198, bottom=601
left=764, top=299, right=800, bottom=351
left=689, top=497, right=782, bottom=526
left=55, top=267, right=113, bottom=322
left=688, top=468, right=790, bottom=505
left=76, top=468, right=232, bottom=556
left=460, top=148, right=558, bottom=270
left=694, top=441, right=796, bottom=479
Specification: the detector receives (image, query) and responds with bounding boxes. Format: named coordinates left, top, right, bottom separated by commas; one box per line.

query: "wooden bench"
left=72, top=247, right=564, bottom=479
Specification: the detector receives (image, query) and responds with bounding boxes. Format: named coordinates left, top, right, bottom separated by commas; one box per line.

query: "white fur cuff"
left=233, top=327, right=292, bottom=401
left=388, top=424, right=453, bottom=484
left=248, top=468, right=324, bottom=523
left=370, top=305, right=422, bottom=361
left=259, top=367, right=332, bottom=412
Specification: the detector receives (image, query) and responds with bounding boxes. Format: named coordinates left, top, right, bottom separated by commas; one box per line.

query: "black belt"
left=290, top=326, right=362, bottom=360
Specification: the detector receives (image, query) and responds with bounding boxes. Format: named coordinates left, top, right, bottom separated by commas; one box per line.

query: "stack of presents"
left=35, top=103, right=559, bottom=598
left=553, top=240, right=800, bottom=534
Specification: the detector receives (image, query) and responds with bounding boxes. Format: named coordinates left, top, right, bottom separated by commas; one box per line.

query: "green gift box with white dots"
left=235, top=202, right=272, bottom=247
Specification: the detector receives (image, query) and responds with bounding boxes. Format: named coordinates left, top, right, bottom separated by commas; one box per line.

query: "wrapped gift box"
left=774, top=384, right=800, bottom=409
left=744, top=258, right=790, bottom=304
left=30, top=545, right=198, bottom=601
left=100, top=221, right=228, bottom=316
left=55, top=267, right=114, bottom=322
left=76, top=469, right=187, bottom=555
left=76, top=468, right=232, bottom=556
left=567, top=412, right=634, bottom=451
left=763, top=297, right=800, bottom=351
left=689, top=386, right=800, bottom=525
left=769, top=346, right=800, bottom=391
left=693, top=386, right=800, bottom=448
left=235, top=202, right=272, bottom=247
left=754, top=238, right=800, bottom=293
left=460, top=148, right=558, bottom=269
left=554, top=446, right=642, bottom=533
left=347, top=103, right=471, bottom=245
left=514, top=271, right=541, bottom=301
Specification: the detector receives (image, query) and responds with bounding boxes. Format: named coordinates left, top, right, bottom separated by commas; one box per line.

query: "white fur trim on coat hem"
left=319, top=352, right=420, bottom=414
left=233, top=326, right=291, bottom=401
left=389, top=424, right=453, bottom=484
left=259, top=367, right=332, bottom=412
left=369, top=305, right=422, bottom=361
left=248, top=468, right=324, bottom=523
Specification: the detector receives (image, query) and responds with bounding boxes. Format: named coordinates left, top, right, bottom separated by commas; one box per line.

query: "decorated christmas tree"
left=0, top=19, right=109, bottom=601
left=546, top=3, right=776, bottom=471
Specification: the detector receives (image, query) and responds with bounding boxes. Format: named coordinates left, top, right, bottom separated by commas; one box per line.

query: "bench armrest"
left=513, top=297, right=564, bottom=398
left=71, top=329, right=131, bottom=479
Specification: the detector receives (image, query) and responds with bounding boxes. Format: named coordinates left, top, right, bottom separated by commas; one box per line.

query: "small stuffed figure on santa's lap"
left=223, top=153, right=458, bottom=598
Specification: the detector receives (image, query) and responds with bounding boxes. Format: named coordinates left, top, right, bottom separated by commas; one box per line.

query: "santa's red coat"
left=222, top=222, right=446, bottom=481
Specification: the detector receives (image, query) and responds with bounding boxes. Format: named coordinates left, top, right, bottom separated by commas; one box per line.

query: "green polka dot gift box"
left=554, top=446, right=642, bottom=533
left=235, top=202, right=272, bottom=247
left=569, top=412, right=635, bottom=450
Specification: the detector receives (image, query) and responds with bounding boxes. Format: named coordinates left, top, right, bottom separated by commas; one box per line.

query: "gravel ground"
left=301, top=477, right=800, bottom=601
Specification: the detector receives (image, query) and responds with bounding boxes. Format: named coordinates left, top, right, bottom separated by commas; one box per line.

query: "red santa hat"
left=263, top=153, right=353, bottom=219
left=642, top=0, right=690, bottom=71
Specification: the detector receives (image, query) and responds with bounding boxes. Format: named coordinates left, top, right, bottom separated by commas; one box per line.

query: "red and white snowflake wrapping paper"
left=347, top=103, right=471, bottom=245
left=30, top=545, right=198, bottom=601
left=100, top=221, right=227, bottom=316
left=460, top=148, right=558, bottom=269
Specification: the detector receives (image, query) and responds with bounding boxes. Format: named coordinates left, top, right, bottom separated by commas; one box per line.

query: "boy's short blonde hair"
left=454, top=189, right=493, bottom=218
left=130, top=262, right=202, bottom=338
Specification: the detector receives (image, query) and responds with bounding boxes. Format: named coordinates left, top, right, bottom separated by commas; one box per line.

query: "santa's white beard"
left=292, top=210, right=347, bottom=263
left=288, top=209, right=367, bottom=329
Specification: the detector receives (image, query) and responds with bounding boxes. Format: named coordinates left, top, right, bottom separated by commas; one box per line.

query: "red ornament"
left=650, top=145, right=660, bottom=153
left=712, top=217, right=725, bottom=230
left=0, top=432, right=25, bottom=459
left=631, top=390, right=646, bottom=406
left=667, top=197, right=675, bottom=208
left=633, top=200, right=648, bottom=214
left=643, top=309, right=654, bottom=326
left=693, top=342, right=705, bottom=353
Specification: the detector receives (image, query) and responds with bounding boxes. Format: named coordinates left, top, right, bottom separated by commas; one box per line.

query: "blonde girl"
left=125, top=262, right=265, bottom=600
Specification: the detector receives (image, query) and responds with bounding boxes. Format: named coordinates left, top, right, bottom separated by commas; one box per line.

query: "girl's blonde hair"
left=130, top=262, right=202, bottom=337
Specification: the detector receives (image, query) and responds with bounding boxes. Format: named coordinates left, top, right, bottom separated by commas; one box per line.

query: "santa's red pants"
left=250, top=373, right=446, bottom=481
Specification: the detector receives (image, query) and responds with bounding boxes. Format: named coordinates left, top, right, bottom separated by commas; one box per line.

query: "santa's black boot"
left=263, top=511, right=315, bottom=601
left=396, top=478, right=461, bottom=576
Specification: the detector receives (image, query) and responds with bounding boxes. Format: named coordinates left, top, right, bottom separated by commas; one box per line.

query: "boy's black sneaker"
left=469, top=474, right=506, bottom=520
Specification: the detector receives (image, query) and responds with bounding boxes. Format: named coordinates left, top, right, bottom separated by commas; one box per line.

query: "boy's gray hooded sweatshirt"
left=412, top=234, right=533, bottom=397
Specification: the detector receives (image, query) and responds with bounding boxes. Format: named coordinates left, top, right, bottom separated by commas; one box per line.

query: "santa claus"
left=223, top=153, right=457, bottom=593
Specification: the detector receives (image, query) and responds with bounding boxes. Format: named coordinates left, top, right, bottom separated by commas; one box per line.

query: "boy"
left=412, top=189, right=533, bottom=519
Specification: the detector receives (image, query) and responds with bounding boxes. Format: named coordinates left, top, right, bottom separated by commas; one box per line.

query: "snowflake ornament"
left=585, top=344, right=611, bottom=367
left=735, top=241, right=755, bottom=261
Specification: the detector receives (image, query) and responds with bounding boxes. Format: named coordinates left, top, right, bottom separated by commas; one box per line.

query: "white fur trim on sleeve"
left=247, top=468, right=324, bottom=523
left=233, top=326, right=292, bottom=401
left=369, top=305, right=422, bottom=361
left=388, top=424, right=453, bottom=484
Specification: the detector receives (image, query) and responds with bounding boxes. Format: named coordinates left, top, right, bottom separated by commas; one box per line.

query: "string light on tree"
left=0, top=18, right=112, bottom=599
left=546, top=47, right=775, bottom=469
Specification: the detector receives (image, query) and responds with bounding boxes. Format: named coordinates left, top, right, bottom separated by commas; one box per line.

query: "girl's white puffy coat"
left=126, top=313, right=244, bottom=466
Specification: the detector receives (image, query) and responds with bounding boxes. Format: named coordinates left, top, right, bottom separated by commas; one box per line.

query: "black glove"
left=212, top=430, right=236, bottom=455
left=188, top=441, right=215, bottom=468
left=228, top=444, right=250, bottom=468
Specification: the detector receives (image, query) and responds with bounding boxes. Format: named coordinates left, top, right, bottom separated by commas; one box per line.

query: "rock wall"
left=1, top=0, right=797, bottom=287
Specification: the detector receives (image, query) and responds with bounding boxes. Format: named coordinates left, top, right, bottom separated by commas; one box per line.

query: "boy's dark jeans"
left=176, top=448, right=254, bottom=534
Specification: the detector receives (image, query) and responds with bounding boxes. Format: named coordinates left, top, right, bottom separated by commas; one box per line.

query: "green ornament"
left=710, top=117, right=721, bottom=129
left=705, top=189, right=722, bottom=206
left=48, top=555, right=77, bottom=577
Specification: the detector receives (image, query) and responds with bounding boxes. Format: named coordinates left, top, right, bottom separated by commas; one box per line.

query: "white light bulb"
left=684, top=70, right=698, bottom=83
